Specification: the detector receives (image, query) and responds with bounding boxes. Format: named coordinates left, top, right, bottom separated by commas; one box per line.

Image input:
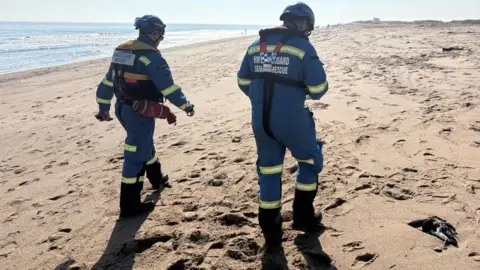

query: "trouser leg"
left=255, top=134, right=286, bottom=250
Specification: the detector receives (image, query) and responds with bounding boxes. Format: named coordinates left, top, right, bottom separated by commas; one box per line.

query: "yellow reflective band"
left=259, top=200, right=281, bottom=209
left=122, top=176, right=144, bottom=184
left=102, top=78, right=113, bottom=87
left=96, top=97, right=111, bottom=104
left=124, top=144, right=137, bottom=152
left=295, top=182, right=317, bottom=191
left=247, top=45, right=305, bottom=59
left=238, top=77, right=251, bottom=86
left=307, top=81, right=328, bottom=94
left=296, top=158, right=315, bottom=165
left=138, top=56, right=151, bottom=66
left=161, top=84, right=180, bottom=96
left=259, top=165, right=283, bottom=175
left=123, top=72, right=149, bottom=80
left=146, top=153, right=158, bottom=165
left=179, top=101, right=191, bottom=110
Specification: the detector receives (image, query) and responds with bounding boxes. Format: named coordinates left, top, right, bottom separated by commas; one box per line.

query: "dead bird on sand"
left=408, top=216, right=458, bottom=249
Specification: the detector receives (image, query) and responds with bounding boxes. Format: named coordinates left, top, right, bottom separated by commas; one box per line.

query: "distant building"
left=373, top=18, right=381, bottom=24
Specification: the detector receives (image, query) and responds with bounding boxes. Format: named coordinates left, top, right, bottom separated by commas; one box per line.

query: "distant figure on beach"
left=94, top=14, right=195, bottom=218
left=237, top=1, right=330, bottom=267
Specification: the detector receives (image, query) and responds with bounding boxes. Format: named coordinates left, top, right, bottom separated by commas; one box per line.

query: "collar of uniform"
left=137, top=35, right=157, bottom=48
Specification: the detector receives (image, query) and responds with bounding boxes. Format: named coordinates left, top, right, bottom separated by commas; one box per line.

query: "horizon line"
left=0, top=20, right=274, bottom=26
left=1, top=18, right=478, bottom=25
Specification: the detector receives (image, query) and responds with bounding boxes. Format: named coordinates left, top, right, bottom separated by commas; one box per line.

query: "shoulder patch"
left=138, top=56, right=151, bottom=66
left=111, top=50, right=135, bottom=66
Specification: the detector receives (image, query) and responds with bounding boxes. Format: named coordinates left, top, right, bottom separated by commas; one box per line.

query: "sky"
left=1, top=0, right=479, bottom=25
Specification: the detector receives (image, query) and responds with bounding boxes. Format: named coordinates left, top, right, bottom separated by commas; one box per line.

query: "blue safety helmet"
left=134, top=15, right=166, bottom=35
left=280, top=2, right=315, bottom=32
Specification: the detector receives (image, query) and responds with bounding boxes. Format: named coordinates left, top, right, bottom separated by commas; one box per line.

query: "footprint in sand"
left=48, top=190, right=75, bottom=201
left=439, top=127, right=453, bottom=136
left=4, top=213, right=18, bottom=223
left=380, top=183, right=415, bottom=201
left=469, top=252, right=480, bottom=262
left=355, top=135, right=371, bottom=145
left=352, top=252, right=378, bottom=268
left=393, top=139, right=406, bottom=148
left=9, top=197, right=32, bottom=207
left=355, top=115, right=367, bottom=122
left=225, top=236, right=260, bottom=263
left=342, top=241, right=365, bottom=252
left=0, top=241, right=18, bottom=258
left=347, top=100, right=358, bottom=106
left=469, top=121, right=480, bottom=132
left=218, top=213, right=252, bottom=227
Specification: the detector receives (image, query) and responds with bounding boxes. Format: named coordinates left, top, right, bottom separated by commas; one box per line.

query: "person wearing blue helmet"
left=95, top=15, right=195, bottom=218
left=237, top=1, right=329, bottom=263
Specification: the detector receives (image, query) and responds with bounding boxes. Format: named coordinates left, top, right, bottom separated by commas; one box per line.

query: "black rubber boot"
left=259, top=208, right=282, bottom=250
left=119, top=200, right=155, bottom=219
left=146, top=161, right=171, bottom=190
left=259, top=208, right=288, bottom=269
left=292, top=187, right=323, bottom=233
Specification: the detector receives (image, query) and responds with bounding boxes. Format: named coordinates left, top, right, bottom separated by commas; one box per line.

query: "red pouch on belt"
left=132, top=100, right=172, bottom=119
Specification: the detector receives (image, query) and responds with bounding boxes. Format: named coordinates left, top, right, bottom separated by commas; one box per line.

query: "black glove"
left=95, top=111, right=113, bottom=121
left=185, top=104, right=195, bottom=117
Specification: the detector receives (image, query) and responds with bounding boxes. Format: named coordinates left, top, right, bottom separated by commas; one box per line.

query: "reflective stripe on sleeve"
left=124, top=144, right=137, bottom=152
left=307, top=81, right=328, bottom=94
left=238, top=77, right=251, bottom=86
left=161, top=84, right=180, bottom=96
left=102, top=78, right=113, bottom=87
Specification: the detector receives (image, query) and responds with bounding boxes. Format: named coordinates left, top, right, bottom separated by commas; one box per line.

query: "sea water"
left=0, top=22, right=266, bottom=75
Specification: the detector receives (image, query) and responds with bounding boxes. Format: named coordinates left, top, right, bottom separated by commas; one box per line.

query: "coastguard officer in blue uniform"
left=95, top=15, right=195, bottom=218
left=237, top=1, right=329, bottom=257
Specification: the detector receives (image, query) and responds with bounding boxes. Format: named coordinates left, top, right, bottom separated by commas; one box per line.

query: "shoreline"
left=0, top=34, right=258, bottom=81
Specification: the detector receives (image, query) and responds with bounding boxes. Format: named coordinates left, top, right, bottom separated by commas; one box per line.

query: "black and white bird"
left=408, top=216, right=458, bottom=248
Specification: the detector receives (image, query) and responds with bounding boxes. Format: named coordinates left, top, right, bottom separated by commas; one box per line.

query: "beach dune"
left=0, top=24, right=479, bottom=270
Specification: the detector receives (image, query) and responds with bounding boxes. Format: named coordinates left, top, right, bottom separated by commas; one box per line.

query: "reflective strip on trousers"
left=259, top=165, right=283, bottom=175
left=124, top=144, right=137, bottom=152
left=146, top=153, right=158, bottom=165
left=96, top=97, right=111, bottom=104
left=307, top=81, right=328, bottom=94
left=295, top=181, right=317, bottom=191
left=259, top=200, right=281, bottom=209
left=296, top=158, right=315, bottom=165
left=122, top=176, right=145, bottom=184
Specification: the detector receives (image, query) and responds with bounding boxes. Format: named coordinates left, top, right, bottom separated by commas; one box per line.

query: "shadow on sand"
left=90, top=191, right=162, bottom=270
left=54, top=191, right=163, bottom=270
left=260, top=225, right=336, bottom=270
left=294, top=231, right=337, bottom=270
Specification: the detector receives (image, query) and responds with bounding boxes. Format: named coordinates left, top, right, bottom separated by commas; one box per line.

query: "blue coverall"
left=96, top=35, right=192, bottom=214
left=237, top=28, right=329, bottom=215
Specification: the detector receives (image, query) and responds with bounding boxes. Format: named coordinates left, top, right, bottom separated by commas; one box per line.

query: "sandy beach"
left=0, top=24, right=479, bottom=270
